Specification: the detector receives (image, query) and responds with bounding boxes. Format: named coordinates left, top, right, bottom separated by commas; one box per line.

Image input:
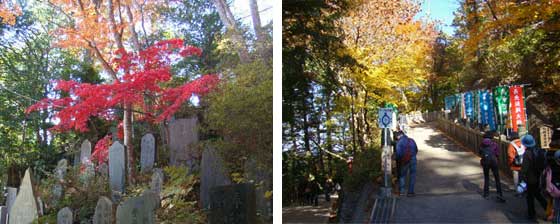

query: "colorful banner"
left=475, top=90, right=481, bottom=124
left=509, top=85, right=527, bottom=133
left=464, top=91, right=474, bottom=122
left=460, top=93, right=466, bottom=119
left=479, top=90, right=496, bottom=131
left=493, top=86, right=509, bottom=133
left=444, top=95, right=459, bottom=111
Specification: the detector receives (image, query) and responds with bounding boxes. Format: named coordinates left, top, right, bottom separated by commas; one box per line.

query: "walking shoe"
left=407, top=192, right=416, bottom=197
left=399, top=192, right=406, bottom=197
left=496, top=196, right=506, bottom=203
left=483, top=194, right=489, bottom=199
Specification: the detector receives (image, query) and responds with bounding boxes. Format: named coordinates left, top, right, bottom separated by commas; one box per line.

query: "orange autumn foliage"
left=0, top=2, right=21, bottom=26
left=49, top=0, right=162, bottom=75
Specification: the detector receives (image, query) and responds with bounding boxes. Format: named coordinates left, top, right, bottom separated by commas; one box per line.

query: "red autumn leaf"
left=26, top=39, right=219, bottom=132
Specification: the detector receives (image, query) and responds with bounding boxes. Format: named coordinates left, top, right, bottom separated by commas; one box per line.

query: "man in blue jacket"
left=395, top=131, right=418, bottom=197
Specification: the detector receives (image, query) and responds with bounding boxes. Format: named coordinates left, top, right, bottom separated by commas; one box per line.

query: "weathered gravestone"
left=55, top=159, right=68, bottom=180
left=80, top=139, right=92, bottom=164
left=73, top=150, right=80, bottom=166
left=109, top=141, right=126, bottom=200
left=209, top=183, right=257, bottom=224
left=141, top=134, right=156, bottom=172
left=150, top=168, right=164, bottom=199
left=168, top=118, right=199, bottom=168
left=9, top=169, right=38, bottom=224
left=93, top=196, right=113, bottom=224
left=200, top=147, right=231, bottom=209
left=53, top=159, right=68, bottom=200
left=0, top=206, right=7, bottom=224
left=37, top=197, right=44, bottom=215
left=245, top=159, right=272, bottom=220
left=116, top=190, right=158, bottom=224
left=57, top=207, right=72, bottom=224
left=6, top=187, right=16, bottom=214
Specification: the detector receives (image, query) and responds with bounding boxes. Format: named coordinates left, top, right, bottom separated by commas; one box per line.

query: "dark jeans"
left=483, top=164, right=503, bottom=196
left=527, top=183, right=547, bottom=218
left=399, top=159, right=417, bottom=194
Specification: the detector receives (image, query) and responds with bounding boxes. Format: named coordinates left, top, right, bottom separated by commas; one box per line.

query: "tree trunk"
left=325, top=93, right=333, bottom=177
left=211, top=0, right=250, bottom=63
left=349, top=87, right=357, bottom=154
left=123, top=104, right=134, bottom=183
left=249, top=0, right=266, bottom=58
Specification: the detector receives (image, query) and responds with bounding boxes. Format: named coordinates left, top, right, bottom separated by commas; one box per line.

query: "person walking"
left=547, top=129, right=560, bottom=223
left=395, top=131, right=418, bottom=197
left=519, top=134, right=548, bottom=220
left=544, top=150, right=560, bottom=223
left=508, top=132, right=525, bottom=195
left=479, top=131, right=506, bottom=202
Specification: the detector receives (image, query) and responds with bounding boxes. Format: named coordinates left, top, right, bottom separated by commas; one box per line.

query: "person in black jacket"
left=519, top=134, right=548, bottom=220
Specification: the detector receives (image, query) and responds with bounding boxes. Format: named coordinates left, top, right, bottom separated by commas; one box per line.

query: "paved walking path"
left=392, top=122, right=549, bottom=223
left=282, top=195, right=337, bottom=223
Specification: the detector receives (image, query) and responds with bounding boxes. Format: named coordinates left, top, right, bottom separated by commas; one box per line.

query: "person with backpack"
left=479, top=131, right=506, bottom=202
left=519, top=134, right=548, bottom=220
left=543, top=150, right=560, bottom=223
left=546, top=129, right=560, bottom=223
left=508, top=132, right=525, bottom=195
left=395, top=131, right=418, bottom=197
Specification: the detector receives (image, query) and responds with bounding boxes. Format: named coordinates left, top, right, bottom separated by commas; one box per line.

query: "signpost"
left=378, top=108, right=393, bottom=197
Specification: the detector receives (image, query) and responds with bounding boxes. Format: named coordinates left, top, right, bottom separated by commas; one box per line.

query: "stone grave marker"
left=53, top=160, right=67, bottom=203
left=6, top=187, right=16, bottom=214
left=109, top=141, right=126, bottom=200
left=209, top=183, right=257, bottom=224
left=168, top=118, right=199, bottom=168
left=150, top=168, right=164, bottom=198
left=37, top=197, right=44, bottom=215
left=116, top=190, right=158, bottom=224
left=245, top=158, right=272, bottom=220
left=141, top=133, right=156, bottom=172
left=93, top=196, right=113, bottom=224
left=80, top=139, right=92, bottom=165
left=9, top=168, right=38, bottom=224
left=57, top=207, right=72, bottom=224
left=200, top=147, right=231, bottom=209
left=0, top=206, right=7, bottom=224
left=73, top=149, right=80, bottom=165
left=55, top=159, right=68, bottom=180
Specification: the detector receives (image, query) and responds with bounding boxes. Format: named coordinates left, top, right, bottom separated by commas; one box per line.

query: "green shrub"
left=156, top=166, right=206, bottom=224
left=35, top=166, right=111, bottom=223
left=343, top=147, right=382, bottom=191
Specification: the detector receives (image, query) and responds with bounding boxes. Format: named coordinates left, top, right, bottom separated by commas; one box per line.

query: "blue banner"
left=444, top=95, right=459, bottom=111
left=464, top=92, right=474, bottom=121
left=479, top=90, right=496, bottom=131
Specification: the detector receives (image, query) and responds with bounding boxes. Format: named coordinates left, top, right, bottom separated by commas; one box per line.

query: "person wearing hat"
left=508, top=132, right=525, bottom=194
left=479, top=131, right=505, bottom=202
left=520, top=134, right=548, bottom=220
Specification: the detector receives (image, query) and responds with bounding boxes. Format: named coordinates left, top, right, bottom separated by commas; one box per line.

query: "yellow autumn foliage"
left=339, top=0, right=436, bottom=111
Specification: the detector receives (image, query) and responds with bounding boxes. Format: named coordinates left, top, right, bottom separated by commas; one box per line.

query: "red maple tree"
left=27, top=39, right=219, bottom=162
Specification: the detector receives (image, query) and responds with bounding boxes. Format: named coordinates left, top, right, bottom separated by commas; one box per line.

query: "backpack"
left=544, top=167, right=560, bottom=198
left=399, top=139, right=415, bottom=165
left=510, top=141, right=525, bottom=166
left=480, top=145, right=497, bottom=166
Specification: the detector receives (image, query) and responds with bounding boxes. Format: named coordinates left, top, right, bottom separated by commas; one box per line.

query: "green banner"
left=493, top=86, right=509, bottom=134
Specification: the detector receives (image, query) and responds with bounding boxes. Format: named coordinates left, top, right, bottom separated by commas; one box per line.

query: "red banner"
left=509, top=85, right=526, bottom=133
